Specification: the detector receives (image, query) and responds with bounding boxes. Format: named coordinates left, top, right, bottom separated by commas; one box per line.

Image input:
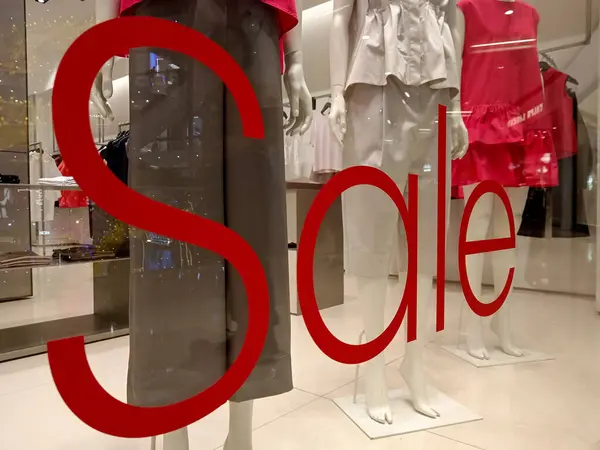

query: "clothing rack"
left=538, top=0, right=593, bottom=54
left=118, top=122, right=130, bottom=132
left=282, top=92, right=332, bottom=108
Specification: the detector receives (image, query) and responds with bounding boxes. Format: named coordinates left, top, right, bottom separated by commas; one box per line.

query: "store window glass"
left=0, top=0, right=598, bottom=449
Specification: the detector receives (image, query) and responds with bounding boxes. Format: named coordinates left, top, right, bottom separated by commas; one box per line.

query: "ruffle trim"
left=463, top=103, right=526, bottom=146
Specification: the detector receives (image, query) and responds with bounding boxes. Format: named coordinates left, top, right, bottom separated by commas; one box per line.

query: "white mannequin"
left=329, top=0, right=469, bottom=424
left=454, top=4, right=527, bottom=361
left=94, top=1, right=312, bottom=449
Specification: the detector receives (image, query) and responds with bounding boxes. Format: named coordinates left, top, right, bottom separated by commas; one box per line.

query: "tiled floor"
left=0, top=277, right=598, bottom=449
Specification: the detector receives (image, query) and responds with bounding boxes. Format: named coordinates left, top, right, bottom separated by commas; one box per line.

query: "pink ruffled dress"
left=452, top=0, right=558, bottom=188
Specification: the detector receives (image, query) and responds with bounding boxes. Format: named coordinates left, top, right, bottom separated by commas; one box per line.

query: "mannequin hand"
left=449, top=110, right=468, bottom=160
left=328, top=88, right=346, bottom=146
left=283, top=55, right=313, bottom=136
left=91, top=72, right=115, bottom=122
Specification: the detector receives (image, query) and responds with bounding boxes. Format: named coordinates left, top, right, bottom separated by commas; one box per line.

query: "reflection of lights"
left=472, top=39, right=536, bottom=49
left=471, top=38, right=536, bottom=53
left=505, top=9, right=514, bottom=15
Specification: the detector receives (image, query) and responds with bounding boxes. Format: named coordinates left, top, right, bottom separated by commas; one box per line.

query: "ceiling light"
left=35, top=0, right=50, bottom=3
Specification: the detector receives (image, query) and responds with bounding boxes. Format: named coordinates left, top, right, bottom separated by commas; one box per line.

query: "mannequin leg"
left=162, top=428, right=189, bottom=450
left=224, top=401, right=254, bottom=450
left=357, top=276, right=393, bottom=424
left=461, top=185, right=494, bottom=360
left=400, top=274, right=440, bottom=418
left=490, top=187, right=528, bottom=357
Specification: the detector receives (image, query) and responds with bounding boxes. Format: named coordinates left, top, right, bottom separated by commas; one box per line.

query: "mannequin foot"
left=365, top=382, right=393, bottom=424
left=465, top=332, right=489, bottom=360
left=491, top=315, right=524, bottom=357
left=366, top=405, right=393, bottom=425
left=399, top=359, right=440, bottom=419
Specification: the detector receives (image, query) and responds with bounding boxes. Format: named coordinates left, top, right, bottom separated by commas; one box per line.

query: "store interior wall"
left=22, top=0, right=600, bottom=299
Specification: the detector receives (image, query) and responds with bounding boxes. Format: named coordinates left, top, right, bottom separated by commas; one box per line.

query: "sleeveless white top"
left=345, top=0, right=459, bottom=97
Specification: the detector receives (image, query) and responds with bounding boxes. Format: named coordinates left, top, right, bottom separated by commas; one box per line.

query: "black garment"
left=126, top=0, right=292, bottom=407
left=100, top=131, right=129, bottom=185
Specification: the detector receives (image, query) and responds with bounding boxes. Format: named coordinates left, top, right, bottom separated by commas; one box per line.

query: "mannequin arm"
left=447, top=2, right=469, bottom=158
left=283, top=0, right=313, bottom=136
left=328, top=0, right=354, bottom=144
left=95, top=0, right=120, bottom=99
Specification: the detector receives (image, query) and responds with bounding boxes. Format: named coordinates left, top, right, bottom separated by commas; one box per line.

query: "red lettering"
left=436, top=105, right=447, bottom=332
left=457, top=180, right=516, bottom=317
left=48, top=16, right=269, bottom=438
left=297, top=166, right=419, bottom=365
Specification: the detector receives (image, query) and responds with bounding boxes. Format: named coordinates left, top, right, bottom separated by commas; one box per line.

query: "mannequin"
left=452, top=0, right=549, bottom=360
left=455, top=6, right=525, bottom=360
left=329, top=0, right=469, bottom=424
left=461, top=185, right=527, bottom=359
left=94, top=1, right=312, bottom=449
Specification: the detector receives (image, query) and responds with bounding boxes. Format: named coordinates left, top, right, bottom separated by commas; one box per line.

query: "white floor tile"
left=0, top=278, right=598, bottom=449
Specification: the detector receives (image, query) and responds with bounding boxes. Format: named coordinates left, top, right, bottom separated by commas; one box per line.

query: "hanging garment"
left=284, top=132, right=302, bottom=181
left=127, top=0, right=292, bottom=407
left=518, top=92, right=593, bottom=238
left=284, top=129, right=313, bottom=181
left=58, top=161, right=89, bottom=208
left=29, top=151, right=62, bottom=222
left=310, top=112, right=342, bottom=182
left=100, top=132, right=129, bottom=185
left=91, top=132, right=131, bottom=256
left=538, top=68, right=577, bottom=160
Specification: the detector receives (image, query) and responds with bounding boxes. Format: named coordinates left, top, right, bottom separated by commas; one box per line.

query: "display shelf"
left=285, top=181, right=324, bottom=191
left=0, top=256, right=130, bottom=273
left=0, top=183, right=80, bottom=191
left=0, top=314, right=128, bottom=362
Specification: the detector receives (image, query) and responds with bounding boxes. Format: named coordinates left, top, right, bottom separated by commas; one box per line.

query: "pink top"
left=120, top=0, right=298, bottom=71
left=458, top=0, right=544, bottom=145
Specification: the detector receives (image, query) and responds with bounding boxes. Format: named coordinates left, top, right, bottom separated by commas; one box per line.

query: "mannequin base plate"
left=442, top=346, right=555, bottom=367
left=332, top=389, right=481, bottom=439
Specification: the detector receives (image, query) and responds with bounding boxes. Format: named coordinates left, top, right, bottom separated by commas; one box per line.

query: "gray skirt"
left=126, top=0, right=292, bottom=406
